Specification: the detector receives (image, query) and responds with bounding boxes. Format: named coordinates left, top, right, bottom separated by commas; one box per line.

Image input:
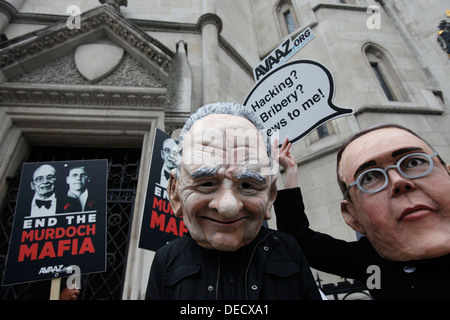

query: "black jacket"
left=275, top=187, right=450, bottom=300
left=146, top=227, right=321, bottom=300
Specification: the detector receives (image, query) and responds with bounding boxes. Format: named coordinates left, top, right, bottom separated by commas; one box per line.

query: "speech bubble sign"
left=243, top=60, right=353, bottom=145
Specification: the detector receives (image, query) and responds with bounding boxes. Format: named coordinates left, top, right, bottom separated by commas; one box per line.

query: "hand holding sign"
left=244, top=60, right=353, bottom=145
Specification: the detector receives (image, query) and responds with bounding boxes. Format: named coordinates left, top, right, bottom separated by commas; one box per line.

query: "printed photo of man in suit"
left=29, top=164, right=59, bottom=217
left=63, top=165, right=97, bottom=213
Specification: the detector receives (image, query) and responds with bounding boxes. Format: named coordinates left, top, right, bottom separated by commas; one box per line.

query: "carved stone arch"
left=273, top=0, right=300, bottom=37
left=0, top=4, right=175, bottom=154
left=362, top=42, right=408, bottom=102
left=0, top=4, right=173, bottom=82
left=362, top=42, right=393, bottom=66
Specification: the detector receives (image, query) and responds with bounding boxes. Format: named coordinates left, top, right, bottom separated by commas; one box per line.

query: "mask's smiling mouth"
left=201, top=216, right=247, bottom=225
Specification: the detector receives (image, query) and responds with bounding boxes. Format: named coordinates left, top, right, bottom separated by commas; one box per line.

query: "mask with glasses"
left=344, top=152, right=439, bottom=199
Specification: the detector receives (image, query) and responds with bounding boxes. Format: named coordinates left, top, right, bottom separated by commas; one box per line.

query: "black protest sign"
left=2, top=159, right=107, bottom=286
left=244, top=60, right=354, bottom=146
left=138, top=129, right=187, bottom=251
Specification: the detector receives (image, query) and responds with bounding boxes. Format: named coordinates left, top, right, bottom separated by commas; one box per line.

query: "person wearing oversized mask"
left=276, top=124, right=450, bottom=299
left=146, top=102, right=321, bottom=300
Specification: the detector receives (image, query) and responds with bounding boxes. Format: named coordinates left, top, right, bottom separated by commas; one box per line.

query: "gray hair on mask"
left=175, top=102, right=273, bottom=178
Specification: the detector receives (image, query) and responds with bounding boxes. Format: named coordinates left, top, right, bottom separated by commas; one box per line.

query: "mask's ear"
left=264, top=175, right=278, bottom=220
left=167, top=170, right=183, bottom=218
left=341, top=199, right=365, bottom=235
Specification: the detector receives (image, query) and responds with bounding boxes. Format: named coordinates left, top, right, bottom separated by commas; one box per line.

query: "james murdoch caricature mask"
left=167, top=111, right=278, bottom=252
left=339, top=127, right=450, bottom=261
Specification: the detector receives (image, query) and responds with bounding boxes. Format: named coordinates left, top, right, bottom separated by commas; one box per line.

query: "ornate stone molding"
left=0, top=5, right=173, bottom=75
left=13, top=52, right=166, bottom=87
left=0, top=83, right=166, bottom=108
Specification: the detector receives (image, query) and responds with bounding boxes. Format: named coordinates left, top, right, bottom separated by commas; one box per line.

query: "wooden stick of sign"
left=49, top=277, right=61, bottom=300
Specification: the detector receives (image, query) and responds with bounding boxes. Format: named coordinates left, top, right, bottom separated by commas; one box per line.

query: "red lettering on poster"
left=150, top=206, right=188, bottom=237
left=18, top=223, right=97, bottom=262
left=18, top=237, right=96, bottom=262
left=152, top=197, right=174, bottom=215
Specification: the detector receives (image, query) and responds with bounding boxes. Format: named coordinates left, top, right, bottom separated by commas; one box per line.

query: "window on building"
left=309, top=122, right=335, bottom=143
left=317, top=123, right=329, bottom=139
left=284, top=10, right=296, bottom=34
left=276, top=0, right=299, bottom=36
left=370, top=62, right=395, bottom=101
left=365, top=44, right=407, bottom=102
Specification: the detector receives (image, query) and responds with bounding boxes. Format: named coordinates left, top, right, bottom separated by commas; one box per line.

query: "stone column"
left=198, top=0, right=222, bottom=105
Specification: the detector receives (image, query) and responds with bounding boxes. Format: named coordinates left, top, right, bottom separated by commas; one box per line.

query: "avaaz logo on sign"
left=253, top=27, right=315, bottom=82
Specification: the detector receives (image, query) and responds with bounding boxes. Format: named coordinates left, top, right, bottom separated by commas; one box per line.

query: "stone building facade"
left=0, top=0, right=448, bottom=299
